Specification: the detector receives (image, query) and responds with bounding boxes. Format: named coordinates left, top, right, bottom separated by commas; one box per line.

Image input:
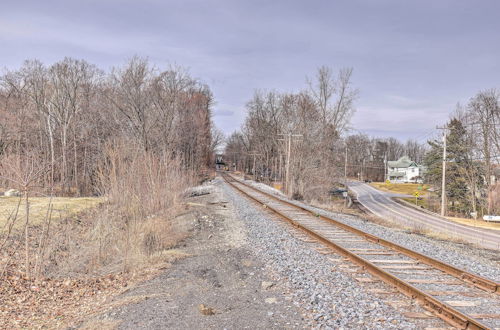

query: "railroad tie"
left=403, top=312, right=434, bottom=319
left=444, top=300, right=478, bottom=307
left=380, top=265, right=432, bottom=270
left=370, top=259, right=418, bottom=264
left=355, top=277, right=379, bottom=283
left=406, top=279, right=464, bottom=285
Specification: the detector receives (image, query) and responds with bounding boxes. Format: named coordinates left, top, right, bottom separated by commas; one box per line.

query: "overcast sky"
left=1, top=0, right=499, bottom=142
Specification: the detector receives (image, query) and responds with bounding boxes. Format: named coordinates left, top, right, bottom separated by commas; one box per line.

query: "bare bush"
left=90, top=140, right=193, bottom=272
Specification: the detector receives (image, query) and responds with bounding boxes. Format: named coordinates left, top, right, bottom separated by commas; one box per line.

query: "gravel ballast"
left=241, top=179, right=500, bottom=282
left=220, top=178, right=438, bottom=329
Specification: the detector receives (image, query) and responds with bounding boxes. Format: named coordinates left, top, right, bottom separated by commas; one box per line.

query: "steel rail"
left=225, top=174, right=499, bottom=295
left=222, top=174, right=493, bottom=330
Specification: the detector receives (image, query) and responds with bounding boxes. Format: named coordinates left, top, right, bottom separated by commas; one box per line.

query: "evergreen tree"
left=424, top=118, right=484, bottom=216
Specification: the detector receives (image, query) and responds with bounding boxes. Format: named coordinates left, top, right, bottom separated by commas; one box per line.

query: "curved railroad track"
left=222, top=173, right=500, bottom=330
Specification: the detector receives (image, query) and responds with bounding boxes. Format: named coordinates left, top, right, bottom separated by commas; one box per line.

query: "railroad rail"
left=222, top=173, right=500, bottom=330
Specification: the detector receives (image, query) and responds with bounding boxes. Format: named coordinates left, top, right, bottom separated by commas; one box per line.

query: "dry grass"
left=401, top=197, right=428, bottom=208
left=445, top=216, right=500, bottom=231
left=0, top=196, right=102, bottom=230
left=371, top=182, right=430, bottom=196
left=0, top=140, right=194, bottom=279
left=84, top=141, right=194, bottom=274
left=0, top=141, right=197, bottom=329
left=79, top=319, right=122, bottom=330
left=309, top=199, right=362, bottom=217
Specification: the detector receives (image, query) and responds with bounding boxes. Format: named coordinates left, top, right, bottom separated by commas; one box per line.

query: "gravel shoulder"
left=242, top=178, right=500, bottom=282
left=80, top=180, right=304, bottom=329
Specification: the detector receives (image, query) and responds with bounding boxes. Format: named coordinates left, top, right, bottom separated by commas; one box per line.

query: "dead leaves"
left=198, top=304, right=216, bottom=315
left=0, top=273, right=128, bottom=329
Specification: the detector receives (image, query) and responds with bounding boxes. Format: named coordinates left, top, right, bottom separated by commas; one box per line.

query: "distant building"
left=387, top=156, right=424, bottom=183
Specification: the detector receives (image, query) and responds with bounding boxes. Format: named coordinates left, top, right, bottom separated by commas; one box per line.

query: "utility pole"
left=441, top=129, right=447, bottom=217
left=278, top=133, right=303, bottom=196
left=344, top=146, right=348, bottom=186
left=248, top=152, right=262, bottom=181
left=278, top=153, right=282, bottom=181
left=384, top=152, right=387, bottom=182
left=253, top=154, right=257, bottom=181
left=437, top=126, right=448, bottom=217
left=361, top=158, right=365, bottom=182
left=286, top=133, right=292, bottom=195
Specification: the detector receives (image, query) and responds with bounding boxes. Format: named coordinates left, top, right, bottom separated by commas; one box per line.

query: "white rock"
left=4, top=189, right=21, bottom=197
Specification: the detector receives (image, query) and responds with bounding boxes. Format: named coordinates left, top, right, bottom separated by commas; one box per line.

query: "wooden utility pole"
left=253, top=154, right=257, bottom=181
left=361, top=158, right=365, bottom=182
left=344, top=146, right=348, bottom=186
left=286, top=133, right=292, bottom=194
left=384, top=152, right=387, bottom=182
left=278, top=133, right=303, bottom=196
left=344, top=146, right=349, bottom=206
left=248, top=153, right=262, bottom=181
left=437, top=126, right=448, bottom=217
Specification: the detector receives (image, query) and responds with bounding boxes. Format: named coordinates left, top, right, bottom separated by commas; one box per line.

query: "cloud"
left=1, top=0, right=499, bottom=140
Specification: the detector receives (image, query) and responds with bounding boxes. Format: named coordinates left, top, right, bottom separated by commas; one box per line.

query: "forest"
left=0, top=57, right=218, bottom=280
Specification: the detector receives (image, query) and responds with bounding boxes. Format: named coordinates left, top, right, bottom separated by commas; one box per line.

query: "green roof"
left=388, top=156, right=418, bottom=168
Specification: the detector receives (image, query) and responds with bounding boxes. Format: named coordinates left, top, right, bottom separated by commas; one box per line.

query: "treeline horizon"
left=224, top=65, right=499, bottom=217
left=224, top=66, right=429, bottom=200
left=0, top=56, right=220, bottom=195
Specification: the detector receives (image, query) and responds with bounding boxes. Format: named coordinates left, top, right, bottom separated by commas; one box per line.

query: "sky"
left=1, top=0, right=499, bottom=142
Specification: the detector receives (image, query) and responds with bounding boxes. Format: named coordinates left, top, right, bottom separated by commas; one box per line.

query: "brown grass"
left=445, top=216, right=500, bottom=231
left=371, top=182, right=430, bottom=196
left=309, top=198, right=362, bottom=217
left=0, top=139, right=195, bottom=279
left=84, top=140, right=194, bottom=273
left=0, top=196, right=102, bottom=230
left=0, top=140, right=196, bottom=328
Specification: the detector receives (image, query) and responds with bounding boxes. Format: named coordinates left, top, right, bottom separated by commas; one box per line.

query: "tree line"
left=225, top=66, right=499, bottom=219
left=225, top=66, right=358, bottom=200
left=424, top=90, right=500, bottom=217
left=0, top=57, right=216, bottom=195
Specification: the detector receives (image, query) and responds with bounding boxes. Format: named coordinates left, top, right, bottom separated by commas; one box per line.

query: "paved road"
left=348, top=181, right=500, bottom=250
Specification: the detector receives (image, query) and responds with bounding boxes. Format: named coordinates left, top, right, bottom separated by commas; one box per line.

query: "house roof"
left=388, top=156, right=418, bottom=168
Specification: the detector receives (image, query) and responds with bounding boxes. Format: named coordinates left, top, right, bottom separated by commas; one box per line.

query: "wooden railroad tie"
left=403, top=312, right=434, bottom=319
left=355, top=277, right=379, bottom=283
left=406, top=279, right=463, bottom=285
left=370, top=259, right=418, bottom=264
left=380, top=265, right=432, bottom=270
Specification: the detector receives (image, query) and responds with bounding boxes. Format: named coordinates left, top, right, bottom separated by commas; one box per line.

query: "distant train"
left=215, top=154, right=228, bottom=171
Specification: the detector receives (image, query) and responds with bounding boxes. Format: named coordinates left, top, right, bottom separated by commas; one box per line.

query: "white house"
left=387, top=156, right=424, bottom=183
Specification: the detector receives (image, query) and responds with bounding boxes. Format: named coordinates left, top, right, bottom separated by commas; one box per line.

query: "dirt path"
left=81, top=182, right=304, bottom=329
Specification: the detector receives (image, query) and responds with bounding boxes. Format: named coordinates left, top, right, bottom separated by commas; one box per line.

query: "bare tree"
left=467, top=89, right=500, bottom=214
left=308, top=66, right=358, bottom=135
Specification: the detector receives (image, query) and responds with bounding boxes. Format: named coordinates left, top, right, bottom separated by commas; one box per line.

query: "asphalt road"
left=347, top=181, right=500, bottom=250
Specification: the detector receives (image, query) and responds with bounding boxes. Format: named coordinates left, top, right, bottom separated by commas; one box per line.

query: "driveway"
left=347, top=181, right=500, bottom=250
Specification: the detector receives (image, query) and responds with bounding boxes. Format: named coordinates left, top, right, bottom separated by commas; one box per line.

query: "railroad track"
left=222, top=173, right=500, bottom=330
